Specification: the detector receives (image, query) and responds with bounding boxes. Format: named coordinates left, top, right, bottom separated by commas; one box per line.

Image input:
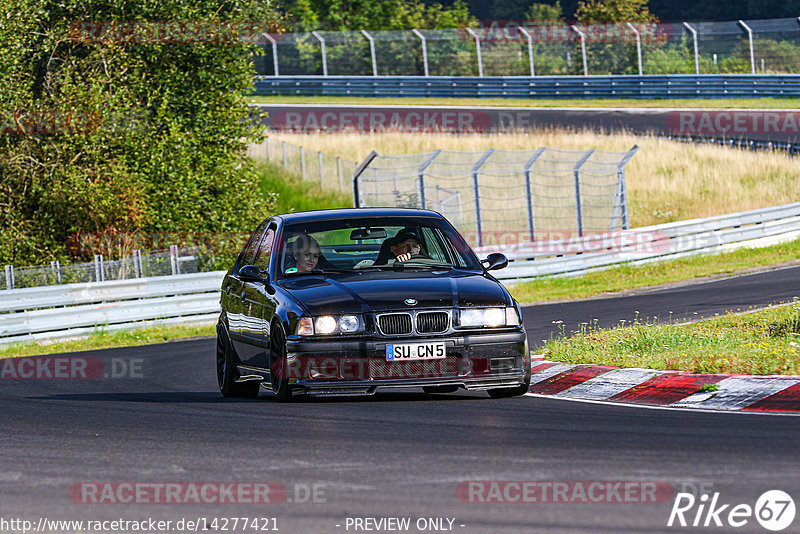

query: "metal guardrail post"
left=416, top=150, right=442, bottom=210
left=4, top=265, right=14, bottom=290
left=738, top=20, right=756, bottom=75
left=571, top=25, right=588, bottom=76
left=471, top=149, right=495, bottom=247
left=94, top=254, right=105, bottom=282
left=169, top=245, right=179, bottom=275
left=466, top=27, right=483, bottom=77
left=352, top=150, right=379, bottom=207
left=518, top=27, right=535, bottom=76
left=312, top=31, right=328, bottom=76
left=683, top=22, right=700, bottom=75
left=572, top=149, right=595, bottom=237
left=523, top=148, right=547, bottom=242
left=318, top=151, right=324, bottom=185
left=612, top=145, right=639, bottom=231
left=626, top=23, right=643, bottom=75
left=300, top=145, right=306, bottom=179
left=50, top=260, right=62, bottom=284
left=133, top=250, right=142, bottom=278
left=263, top=33, right=279, bottom=76
left=361, top=30, right=378, bottom=76
left=411, top=29, right=429, bottom=77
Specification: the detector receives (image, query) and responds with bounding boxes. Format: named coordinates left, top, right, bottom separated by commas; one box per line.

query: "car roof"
left=274, top=207, right=445, bottom=224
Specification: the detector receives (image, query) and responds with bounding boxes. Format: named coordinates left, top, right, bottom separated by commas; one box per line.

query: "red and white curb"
left=527, top=359, right=800, bottom=413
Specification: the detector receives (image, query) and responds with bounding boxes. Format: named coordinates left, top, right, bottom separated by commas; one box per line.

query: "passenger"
left=291, top=235, right=321, bottom=272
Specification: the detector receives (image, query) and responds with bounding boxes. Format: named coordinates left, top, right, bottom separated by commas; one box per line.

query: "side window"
left=421, top=227, right=446, bottom=262
left=252, top=227, right=276, bottom=271
left=239, top=220, right=269, bottom=270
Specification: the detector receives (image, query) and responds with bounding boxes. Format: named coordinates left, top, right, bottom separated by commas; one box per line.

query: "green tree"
left=525, top=1, right=564, bottom=23
left=575, top=0, right=656, bottom=23
left=0, top=0, right=278, bottom=266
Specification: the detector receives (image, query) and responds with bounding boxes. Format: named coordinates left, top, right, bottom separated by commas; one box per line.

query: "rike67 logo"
left=668, top=490, right=795, bottom=531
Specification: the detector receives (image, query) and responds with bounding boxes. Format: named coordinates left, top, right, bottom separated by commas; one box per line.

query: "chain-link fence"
left=249, top=136, right=359, bottom=192
left=1, top=246, right=200, bottom=290
left=255, top=17, right=800, bottom=77
left=353, top=147, right=638, bottom=247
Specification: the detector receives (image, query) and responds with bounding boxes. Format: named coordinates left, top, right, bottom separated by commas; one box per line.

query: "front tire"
left=269, top=323, right=294, bottom=402
left=217, top=326, right=260, bottom=398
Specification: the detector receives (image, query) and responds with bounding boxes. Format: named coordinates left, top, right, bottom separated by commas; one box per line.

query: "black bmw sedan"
left=216, top=208, right=530, bottom=401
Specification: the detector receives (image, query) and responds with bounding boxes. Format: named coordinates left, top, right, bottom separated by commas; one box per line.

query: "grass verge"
left=249, top=95, right=800, bottom=109
left=542, top=300, right=800, bottom=375
left=509, top=237, right=800, bottom=303
left=0, top=323, right=216, bottom=360
left=257, top=162, right=350, bottom=213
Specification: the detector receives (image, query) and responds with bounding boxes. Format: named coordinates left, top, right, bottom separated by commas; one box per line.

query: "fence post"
left=94, top=254, right=105, bottom=282
left=573, top=149, right=595, bottom=237
left=282, top=141, right=287, bottom=169
left=4, top=265, right=14, bottom=290
left=351, top=150, right=379, bottom=207
left=265, top=136, right=270, bottom=160
left=471, top=149, right=495, bottom=247
left=169, top=245, right=179, bottom=275
left=133, top=249, right=142, bottom=278
left=626, top=23, right=643, bottom=75
left=571, top=25, right=588, bottom=76
left=417, top=150, right=442, bottom=210
left=50, top=260, right=62, bottom=284
left=738, top=20, right=756, bottom=75
left=337, top=157, right=343, bottom=190
left=411, top=29, right=429, bottom=76
left=523, top=148, right=547, bottom=242
left=612, top=145, right=639, bottom=231
left=318, top=151, right=324, bottom=185
left=518, top=27, right=535, bottom=76
left=465, top=27, right=483, bottom=77
left=263, top=33, right=279, bottom=76
left=683, top=22, right=700, bottom=75
left=361, top=30, right=378, bottom=76
left=312, top=31, right=328, bottom=76
left=300, top=145, right=306, bottom=179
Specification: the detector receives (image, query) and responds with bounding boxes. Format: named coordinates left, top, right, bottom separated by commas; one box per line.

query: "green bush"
left=0, top=0, right=279, bottom=265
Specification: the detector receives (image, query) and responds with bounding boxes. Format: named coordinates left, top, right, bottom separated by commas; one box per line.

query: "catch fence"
left=254, top=17, right=800, bottom=78
left=352, top=146, right=638, bottom=247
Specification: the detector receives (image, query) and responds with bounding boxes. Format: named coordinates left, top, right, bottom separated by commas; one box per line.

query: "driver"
left=290, top=234, right=320, bottom=272
left=390, top=231, right=424, bottom=263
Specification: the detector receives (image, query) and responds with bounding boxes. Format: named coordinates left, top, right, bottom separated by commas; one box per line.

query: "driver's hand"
left=396, top=252, right=413, bottom=262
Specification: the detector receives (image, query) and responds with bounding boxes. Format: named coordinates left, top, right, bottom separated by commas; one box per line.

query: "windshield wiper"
left=359, top=262, right=453, bottom=271
left=284, top=267, right=351, bottom=276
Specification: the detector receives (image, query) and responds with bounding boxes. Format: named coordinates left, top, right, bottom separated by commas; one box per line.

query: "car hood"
left=278, top=271, right=508, bottom=315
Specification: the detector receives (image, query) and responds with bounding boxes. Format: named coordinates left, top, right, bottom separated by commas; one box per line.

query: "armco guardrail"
left=0, top=271, right=225, bottom=345
left=253, top=75, right=800, bottom=99
left=485, top=201, right=800, bottom=281
left=2, top=203, right=799, bottom=343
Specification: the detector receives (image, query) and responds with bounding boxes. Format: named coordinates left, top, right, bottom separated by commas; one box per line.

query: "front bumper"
left=282, top=330, right=528, bottom=395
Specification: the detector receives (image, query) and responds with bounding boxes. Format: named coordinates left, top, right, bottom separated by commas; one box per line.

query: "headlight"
left=299, top=315, right=363, bottom=336
left=459, top=307, right=511, bottom=328
left=315, top=316, right=338, bottom=334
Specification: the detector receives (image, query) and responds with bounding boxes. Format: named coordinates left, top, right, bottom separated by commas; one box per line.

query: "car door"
left=240, top=224, right=278, bottom=369
left=227, top=220, right=270, bottom=366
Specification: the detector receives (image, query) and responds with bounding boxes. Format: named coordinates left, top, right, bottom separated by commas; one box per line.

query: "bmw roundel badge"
left=404, top=298, right=418, bottom=306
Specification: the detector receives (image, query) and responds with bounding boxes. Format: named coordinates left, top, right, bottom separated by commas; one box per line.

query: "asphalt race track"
left=2, top=266, right=800, bottom=533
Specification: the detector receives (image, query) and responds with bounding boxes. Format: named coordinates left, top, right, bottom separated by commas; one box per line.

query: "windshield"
left=275, top=216, right=481, bottom=278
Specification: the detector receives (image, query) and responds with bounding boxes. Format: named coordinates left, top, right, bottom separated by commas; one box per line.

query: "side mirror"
left=239, top=265, right=276, bottom=294
left=482, top=253, right=508, bottom=271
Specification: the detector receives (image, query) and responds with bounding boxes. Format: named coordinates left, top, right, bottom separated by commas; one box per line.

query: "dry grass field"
left=266, top=130, right=799, bottom=228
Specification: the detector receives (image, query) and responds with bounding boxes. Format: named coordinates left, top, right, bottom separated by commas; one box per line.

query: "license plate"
left=386, top=342, right=446, bottom=361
